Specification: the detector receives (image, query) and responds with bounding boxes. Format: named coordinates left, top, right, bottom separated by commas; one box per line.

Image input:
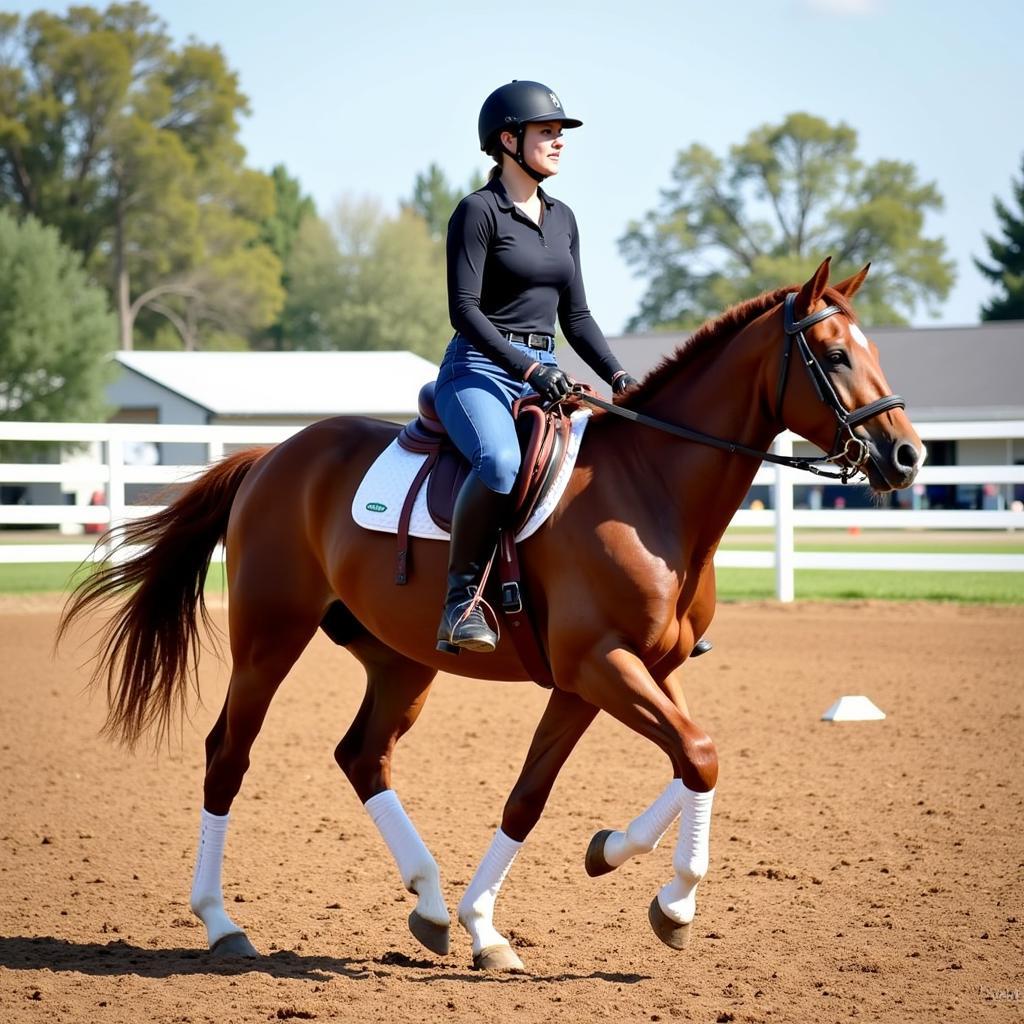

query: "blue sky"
left=11, top=0, right=1024, bottom=332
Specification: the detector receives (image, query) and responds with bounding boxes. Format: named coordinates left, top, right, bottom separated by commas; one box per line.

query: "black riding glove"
left=612, top=373, right=639, bottom=395
left=526, top=364, right=572, bottom=404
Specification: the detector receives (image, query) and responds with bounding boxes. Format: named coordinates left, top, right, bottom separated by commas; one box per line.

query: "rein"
left=570, top=293, right=906, bottom=484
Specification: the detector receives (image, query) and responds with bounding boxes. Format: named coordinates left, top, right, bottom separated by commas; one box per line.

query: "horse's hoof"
left=472, top=942, right=525, bottom=973
left=585, top=829, right=618, bottom=877
left=647, top=896, right=692, bottom=950
left=209, top=931, right=259, bottom=959
left=408, top=910, right=450, bottom=955
left=690, top=637, right=713, bottom=658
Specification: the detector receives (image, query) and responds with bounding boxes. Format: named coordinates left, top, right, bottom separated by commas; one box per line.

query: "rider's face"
left=501, top=121, right=565, bottom=177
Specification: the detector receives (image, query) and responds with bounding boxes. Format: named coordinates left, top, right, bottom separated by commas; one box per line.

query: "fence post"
left=773, top=434, right=795, bottom=602
left=105, top=430, right=126, bottom=562
left=208, top=439, right=225, bottom=465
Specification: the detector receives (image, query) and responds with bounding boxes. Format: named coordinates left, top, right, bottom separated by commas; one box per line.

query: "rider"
left=434, top=80, right=638, bottom=654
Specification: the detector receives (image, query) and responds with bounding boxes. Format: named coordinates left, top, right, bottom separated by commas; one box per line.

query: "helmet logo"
left=549, top=92, right=562, bottom=109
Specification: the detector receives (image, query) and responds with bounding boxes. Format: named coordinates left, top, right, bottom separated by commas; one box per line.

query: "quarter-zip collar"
left=486, top=176, right=556, bottom=213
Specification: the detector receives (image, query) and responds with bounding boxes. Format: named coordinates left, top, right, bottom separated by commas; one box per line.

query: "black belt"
left=502, top=331, right=554, bottom=352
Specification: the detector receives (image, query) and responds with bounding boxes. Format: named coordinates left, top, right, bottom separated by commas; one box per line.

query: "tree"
left=268, top=163, right=488, bottom=355
left=261, top=164, right=316, bottom=265
left=403, top=162, right=484, bottom=242
left=975, top=154, right=1024, bottom=321
left=273, top=213, right=343, bottom=350
left=0, top=210, right=115, bottom=439
left=257, top=164, right=317, bottom=349
left=0, top=3, right=281, bottom=349
left=131, top=161, right=283, bottom=349
left=329, top=199, right=450, bottom=359
left=270, top=197, right=450, bottom=358
left=620, top=113, right=955, bottom=329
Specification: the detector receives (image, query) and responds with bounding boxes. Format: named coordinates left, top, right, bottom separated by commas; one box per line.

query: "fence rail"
left=2, top=420, right=1021, bottom=599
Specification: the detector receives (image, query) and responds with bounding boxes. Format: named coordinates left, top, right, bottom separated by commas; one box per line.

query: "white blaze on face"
left=848, top=323, right=870, bottom=350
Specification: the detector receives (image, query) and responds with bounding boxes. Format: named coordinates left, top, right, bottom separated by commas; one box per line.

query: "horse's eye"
left=827, top=349, right=848, bottom=367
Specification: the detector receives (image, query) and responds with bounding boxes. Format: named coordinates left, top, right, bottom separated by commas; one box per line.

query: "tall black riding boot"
left=436, top=473, right=511, bottom=655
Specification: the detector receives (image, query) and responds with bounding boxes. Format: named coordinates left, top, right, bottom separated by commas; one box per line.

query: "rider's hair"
left=486, top=140, right=504, bottom=182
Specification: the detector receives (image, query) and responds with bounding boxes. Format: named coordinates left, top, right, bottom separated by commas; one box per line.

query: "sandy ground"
left=1, top=597, right=1022, bottom=1024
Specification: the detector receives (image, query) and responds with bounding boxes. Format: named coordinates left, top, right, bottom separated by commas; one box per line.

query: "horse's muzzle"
left=865, top=434, right=922, bottom=491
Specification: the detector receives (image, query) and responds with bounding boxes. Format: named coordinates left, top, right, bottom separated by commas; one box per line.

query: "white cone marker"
left=821, top=695, right=886, bottom=721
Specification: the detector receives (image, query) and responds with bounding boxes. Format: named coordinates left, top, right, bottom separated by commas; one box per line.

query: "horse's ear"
left=794, top=257, right=831, bottom=317
left=833, top=263, right=870, bottom=299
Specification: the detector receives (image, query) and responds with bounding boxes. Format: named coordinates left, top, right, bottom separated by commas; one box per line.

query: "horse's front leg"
left=458, top=688, right=598, bottom=971
left=585, top=665, right=693, bottom=876
left=569, top=650, right=717, bottom=950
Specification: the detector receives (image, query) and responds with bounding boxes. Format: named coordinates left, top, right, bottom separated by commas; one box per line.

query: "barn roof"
left=113, top=350, right=438, bottom=417
left=557, top=320, right=1024, bottom=421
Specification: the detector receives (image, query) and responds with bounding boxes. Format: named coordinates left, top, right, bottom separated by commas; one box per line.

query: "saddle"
left=391, top=381, right=590, bottom=687
left=395, top=381, right=576, bottom=542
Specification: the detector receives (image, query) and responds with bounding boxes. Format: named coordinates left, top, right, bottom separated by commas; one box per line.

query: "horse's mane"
left=619, top=285, right=857, bottom=408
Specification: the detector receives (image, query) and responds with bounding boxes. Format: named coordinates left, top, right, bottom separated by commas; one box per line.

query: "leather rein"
left=570, top=293, right=906, bottom=484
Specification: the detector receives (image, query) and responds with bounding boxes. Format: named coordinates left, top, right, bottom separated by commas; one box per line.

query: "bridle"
left=774, top=292, right=905, bottom=480
left=571, top=292, right=906, bottom=484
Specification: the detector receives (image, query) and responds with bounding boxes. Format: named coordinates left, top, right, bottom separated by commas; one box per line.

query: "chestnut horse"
left=61, top=259, right=922, bottom=971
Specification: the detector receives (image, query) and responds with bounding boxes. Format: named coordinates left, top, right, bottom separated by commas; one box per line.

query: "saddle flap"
left=425, top=447, right=470, bottom=533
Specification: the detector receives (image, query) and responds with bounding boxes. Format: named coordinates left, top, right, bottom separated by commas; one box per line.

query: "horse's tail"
left=58, top=447, right=267, bottom=750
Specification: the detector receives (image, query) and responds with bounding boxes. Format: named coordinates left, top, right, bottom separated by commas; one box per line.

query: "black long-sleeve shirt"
left=446, top=177, right=623, bottom=381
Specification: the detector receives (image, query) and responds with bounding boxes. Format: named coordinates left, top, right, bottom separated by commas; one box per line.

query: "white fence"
left=1, top=420, right=1022, bottom=601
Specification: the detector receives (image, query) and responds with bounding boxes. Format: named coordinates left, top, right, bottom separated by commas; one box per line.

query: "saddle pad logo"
left=365, top=502, right=387, bottom=513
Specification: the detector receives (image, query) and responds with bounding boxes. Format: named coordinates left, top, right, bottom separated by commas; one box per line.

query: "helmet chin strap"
left=500, top=125, right=548, bottom=183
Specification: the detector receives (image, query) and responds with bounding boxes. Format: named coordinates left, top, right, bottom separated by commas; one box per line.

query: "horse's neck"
left=626, top=328, right=780, bottom=555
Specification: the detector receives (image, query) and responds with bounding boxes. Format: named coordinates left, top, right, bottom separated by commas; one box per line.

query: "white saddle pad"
left=352, top=409, right=591, bottom=542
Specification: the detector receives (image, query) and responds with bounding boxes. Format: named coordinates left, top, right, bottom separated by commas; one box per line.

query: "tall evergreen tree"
left=261, top=164, right=316, bottom=267
left=403, top=163, right=484, bottom=242
left=257, top=165, right=316, bottom=349
left=975, top=154, right=1024, bottom=321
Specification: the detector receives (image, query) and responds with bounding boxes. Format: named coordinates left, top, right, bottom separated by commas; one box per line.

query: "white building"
left=109, top=350, right=439, bottom=427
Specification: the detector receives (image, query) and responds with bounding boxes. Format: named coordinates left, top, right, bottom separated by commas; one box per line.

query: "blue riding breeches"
left=434, top=333, right=559, bottom=495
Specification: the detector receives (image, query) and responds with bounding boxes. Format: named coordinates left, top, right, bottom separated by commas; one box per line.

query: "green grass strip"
left=0, top=562, right=228, bottom=596
left=717, top=541, right=1024, bottom=554
left=715, top=567, right=1024, bottom=604
left=3, top=562, right=1020, bottom=605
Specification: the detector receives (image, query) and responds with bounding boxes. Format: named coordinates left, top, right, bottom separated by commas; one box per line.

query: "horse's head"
left=774, top=258, right=923, bottom=493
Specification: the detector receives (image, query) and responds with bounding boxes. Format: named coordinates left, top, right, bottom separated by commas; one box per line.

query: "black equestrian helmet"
left=477, top=80, right=583, bottom=152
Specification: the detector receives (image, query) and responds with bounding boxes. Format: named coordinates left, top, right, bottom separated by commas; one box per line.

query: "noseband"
left=775, top=293, right=906, bottom=481
left=573, top=292, right=906, bottom=484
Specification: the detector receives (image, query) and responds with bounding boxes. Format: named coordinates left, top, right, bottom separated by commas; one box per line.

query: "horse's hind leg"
left=459, top=688, right=598, bottom=971
left=333, top=635, right=447, bottom=954
left=190, top=592, right=324, bottom=957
